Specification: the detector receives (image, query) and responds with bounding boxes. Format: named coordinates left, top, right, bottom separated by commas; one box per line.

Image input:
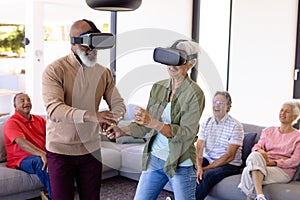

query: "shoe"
left=255, top=194, right=267, bottom=200
left=40, top=190, right=51, bottom=200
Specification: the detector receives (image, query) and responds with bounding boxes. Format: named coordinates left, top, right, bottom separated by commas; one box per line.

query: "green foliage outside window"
left=0, top=25, right=25, bottom=57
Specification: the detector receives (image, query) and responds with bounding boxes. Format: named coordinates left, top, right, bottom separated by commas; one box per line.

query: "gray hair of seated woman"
left=283, top=101, right=300, bottom=124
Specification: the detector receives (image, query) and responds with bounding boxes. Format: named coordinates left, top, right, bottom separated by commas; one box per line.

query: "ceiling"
left=0, top=0, right=110, bottom=25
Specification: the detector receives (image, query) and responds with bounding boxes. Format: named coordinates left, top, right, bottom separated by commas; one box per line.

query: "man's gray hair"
left=214, top=91, right=232, bottom=107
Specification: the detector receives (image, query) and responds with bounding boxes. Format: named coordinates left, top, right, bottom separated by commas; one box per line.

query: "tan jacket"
left=42, top=52, right=125, bottom=155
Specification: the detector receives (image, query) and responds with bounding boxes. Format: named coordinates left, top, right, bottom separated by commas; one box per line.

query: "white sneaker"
left=255, top=194, right=267, bottom=200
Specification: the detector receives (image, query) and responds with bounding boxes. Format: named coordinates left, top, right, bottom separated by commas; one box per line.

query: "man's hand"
left=196, top=166, right=204, bottom=184
left=96, top=110, right=123, bottom=131
left=40, top=152, right=47, bottom=171
left=106, top=124, right=126, bottom=140
left=15, top=137, right=48, bottom=170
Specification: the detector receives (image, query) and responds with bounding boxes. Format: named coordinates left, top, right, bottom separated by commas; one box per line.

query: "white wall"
left=115, top=0, right=194, bottom=107
left=198, top=0, right=231, bottom=120
left=1, top=0, right=298, bottom=127
left=229, top=0, right=298, bottom=126
left=198, top=0, right=298, bottom=126
left=22, top=0, right=110, bottom=114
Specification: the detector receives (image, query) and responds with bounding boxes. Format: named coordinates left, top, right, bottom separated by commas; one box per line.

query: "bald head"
left=70, top=20, right=93, bottom=38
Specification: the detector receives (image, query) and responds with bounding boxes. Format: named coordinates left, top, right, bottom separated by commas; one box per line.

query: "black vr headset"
left=70, top=19, right=115, bottom=49
left=153, top=40, right=198, bottom=66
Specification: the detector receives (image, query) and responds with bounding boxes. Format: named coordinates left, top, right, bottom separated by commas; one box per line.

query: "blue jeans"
left=195, top=158, right=240, bottom=200
left=19, top=155, right=51, bottom=198
left=134, top=154, right=196, bottom=200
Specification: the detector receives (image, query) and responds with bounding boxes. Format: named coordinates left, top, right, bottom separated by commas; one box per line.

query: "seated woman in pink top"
left=238, top=101, right=300, bottom=200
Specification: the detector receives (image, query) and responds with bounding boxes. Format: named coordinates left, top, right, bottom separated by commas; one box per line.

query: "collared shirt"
left=129, top=76, right=205, bottom=177
left=42, top=52, right=125, bottom=155
left=198, top=114, right=244, bottom=166
left=4, top=111, right=46, bottom=168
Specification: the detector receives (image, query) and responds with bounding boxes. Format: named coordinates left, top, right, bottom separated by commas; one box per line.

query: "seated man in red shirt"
left=4, top=93, right=51, bottom=200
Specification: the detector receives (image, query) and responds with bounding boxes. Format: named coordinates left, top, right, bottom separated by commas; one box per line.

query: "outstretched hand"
left=134, top=106, right=153, bottom=128
left=96, top=110, right=123, bottom=131
left=106, top=124, right=125, bottom=140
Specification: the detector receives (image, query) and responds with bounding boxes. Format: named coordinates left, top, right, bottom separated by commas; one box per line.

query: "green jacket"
left=129, top=76, right=205, bottom=177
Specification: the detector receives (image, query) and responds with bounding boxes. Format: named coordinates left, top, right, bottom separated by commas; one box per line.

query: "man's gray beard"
left=76, top=48, right=98, bottom=67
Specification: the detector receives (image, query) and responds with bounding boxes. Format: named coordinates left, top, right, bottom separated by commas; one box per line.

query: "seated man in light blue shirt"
left=195, top=91, right=244, bottom=200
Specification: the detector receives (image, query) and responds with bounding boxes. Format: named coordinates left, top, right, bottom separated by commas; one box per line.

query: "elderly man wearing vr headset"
left=107, top=40, right=205, bottom=200
left=42, top=19, right=125, bottom=200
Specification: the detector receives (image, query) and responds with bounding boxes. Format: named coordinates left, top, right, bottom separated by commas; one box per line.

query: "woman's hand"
left=134, top=106, right=164, bottom=131
left=257, top=149, right=269, bottom=163
left=134, top=106, right=152, bottom=127
left=266, top=160, right=277, bottom=166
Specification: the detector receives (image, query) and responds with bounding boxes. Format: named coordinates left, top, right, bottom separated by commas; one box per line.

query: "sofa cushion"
left=0, top=162, right=43, bottom=196
left=208, top=174, right=246, bottom=200
left=263, top=181, right=300, bottom=200
left=0, top=124, right=6, bottom=162
left=101, top=147, right=121, bottom=172
left=293, top=164, right=300, bottom=181
left=0, top=115, right=11, bottom=162
left=116, top=136, right=145, bottom=144
left=241, top=132, right=257, bottom=167
left=120, top=144, right=145, bottom=173
left=242, top=123, right=265, bottom=143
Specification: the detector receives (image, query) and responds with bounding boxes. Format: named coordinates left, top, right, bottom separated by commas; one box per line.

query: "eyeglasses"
left=212, top=100, right=226, bottom=106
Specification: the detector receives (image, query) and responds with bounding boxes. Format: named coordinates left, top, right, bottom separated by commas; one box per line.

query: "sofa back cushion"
left=293, top=164, right=300, bottom=181
left=241, top=132, right=257, bottom=167
left=241, top=123, right=265, bottom=167
left=0, top=115, right=11, bottom=162
left=242, top=123, right=265, bottom=143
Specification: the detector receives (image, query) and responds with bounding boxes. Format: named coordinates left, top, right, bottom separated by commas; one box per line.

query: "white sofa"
left=1, top=113, right=300, bottom=200
left=0, top=114, right=147, bottom=200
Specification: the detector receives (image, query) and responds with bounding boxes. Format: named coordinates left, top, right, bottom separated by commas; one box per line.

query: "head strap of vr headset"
left=170, top=40, right=198, bottom=61
left=71, top=19, right=101, bottom=45
left=82, top=19, right=101, bottom=34
left=171, top=39, right=188, bottom=49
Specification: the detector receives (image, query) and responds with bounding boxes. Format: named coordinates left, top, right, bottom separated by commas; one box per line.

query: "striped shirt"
left=198, top=114, right=244, bottom=166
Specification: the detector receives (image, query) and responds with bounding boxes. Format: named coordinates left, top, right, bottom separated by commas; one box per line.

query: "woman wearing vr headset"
left=107, top=40, right=205, bottom=200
